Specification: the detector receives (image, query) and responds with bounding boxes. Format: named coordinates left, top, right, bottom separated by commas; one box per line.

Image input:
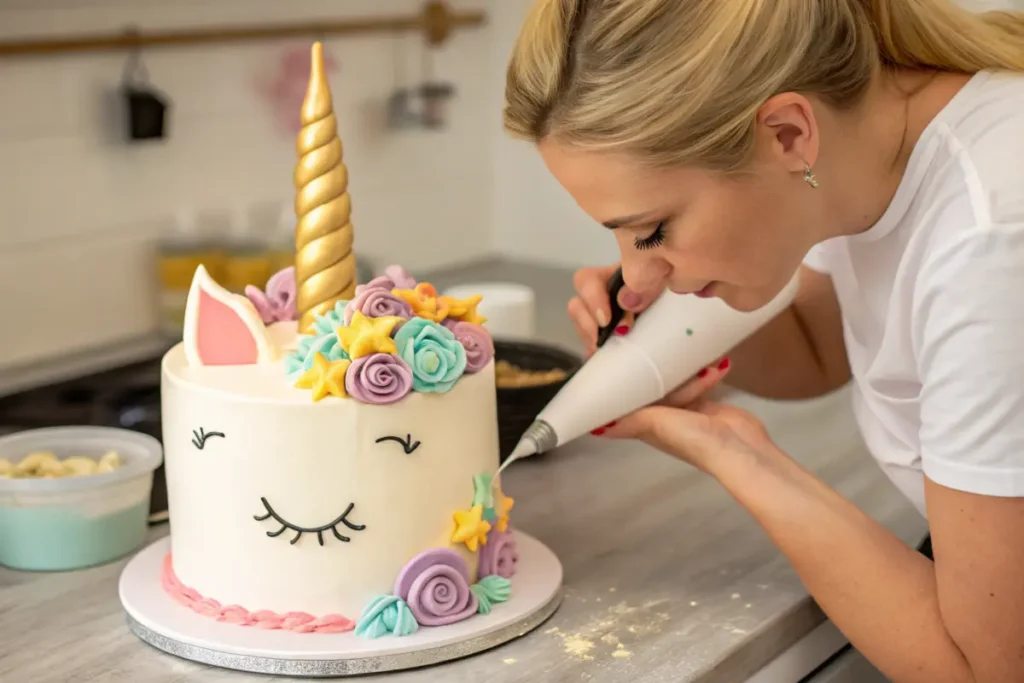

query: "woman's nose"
left=620, top=256, right=670, bottom=295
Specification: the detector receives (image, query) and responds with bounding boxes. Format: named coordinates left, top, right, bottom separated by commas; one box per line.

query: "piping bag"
left=493, top=268, right=801, bottom=484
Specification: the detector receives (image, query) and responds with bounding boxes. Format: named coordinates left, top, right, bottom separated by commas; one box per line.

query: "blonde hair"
left=503, top=0, right=1024, bottom=171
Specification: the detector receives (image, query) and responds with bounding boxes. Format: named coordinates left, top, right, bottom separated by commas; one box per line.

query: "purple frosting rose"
left=384, top=265, right=417, bottom=290
left=344, top=287, right=414, bottom=325
left=355, top=275, right=398, bottom=295
left=244, top=267, right=297, bottom=323
left=394, top=548, right=478, bottom=626
left=448, top=322, right=494, bottom=373
left=345, top=353, right=413, bottom=404
left=479, top=530, right=519, bottom=579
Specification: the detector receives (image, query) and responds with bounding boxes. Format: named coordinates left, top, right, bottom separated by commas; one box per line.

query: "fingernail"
left=718, top=357, right=731, bottom=371
left=603, top=421, right=617, bottom=429
left=595, top=309, right=609, bottom=328
left=620, top=291, right=642, bottom=309
left=614, top=325, right=630, bottom=336
left=697, top=368, right=709, bottom=379
left=591, top=428, right=606, bottom=436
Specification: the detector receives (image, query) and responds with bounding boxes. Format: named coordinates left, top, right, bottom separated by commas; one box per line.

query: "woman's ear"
left=756, top=92, right=819, bottom=172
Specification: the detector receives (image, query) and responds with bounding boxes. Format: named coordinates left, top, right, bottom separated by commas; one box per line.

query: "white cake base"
left=120, top=533, right=563, bottom=677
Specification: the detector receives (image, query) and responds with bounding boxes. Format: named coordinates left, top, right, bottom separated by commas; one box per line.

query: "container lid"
left=0, top=426, right=163, bottom=495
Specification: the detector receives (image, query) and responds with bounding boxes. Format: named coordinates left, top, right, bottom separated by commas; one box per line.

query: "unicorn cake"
left=158, top=43, right=517, bottom=638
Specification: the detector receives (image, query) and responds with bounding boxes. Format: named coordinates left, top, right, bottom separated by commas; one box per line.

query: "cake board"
left=120, top=532, right=563, bottom=677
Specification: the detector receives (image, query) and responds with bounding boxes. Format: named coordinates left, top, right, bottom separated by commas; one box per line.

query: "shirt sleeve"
left=915, top=222, right=1024, bottom=498
left=802, top=242, right=832, bottom=274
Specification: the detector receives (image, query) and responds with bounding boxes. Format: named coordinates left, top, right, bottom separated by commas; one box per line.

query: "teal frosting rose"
left=284, top=301, right=350, bottom=378
left=394, top=318, right=467, bottom=393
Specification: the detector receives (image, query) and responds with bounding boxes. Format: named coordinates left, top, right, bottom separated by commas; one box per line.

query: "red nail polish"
left=697, top=368, right=709, bottom=379
left=604, top=421, right=617, bottom=429
left=718, top=357, right=731, bottom=371
left=591, top=428, right=606, bottom=436
left=614, top=325, right=630, bottom=336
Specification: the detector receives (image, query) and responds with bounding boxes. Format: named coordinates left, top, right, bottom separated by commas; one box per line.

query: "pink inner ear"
left=196, top=289, right=259, bottom=365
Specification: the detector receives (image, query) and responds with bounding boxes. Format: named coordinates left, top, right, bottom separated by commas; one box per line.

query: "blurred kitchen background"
left=0, top=0, right=618, bottom=395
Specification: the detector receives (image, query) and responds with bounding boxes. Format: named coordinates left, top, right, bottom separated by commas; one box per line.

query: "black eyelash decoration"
left=634, top=222, right=667, bottom=251
left=375, top=434, right=421, bottom=454
left=191, top=428, right=226, bottom=450
left=253, top=497, right=366, bottom=546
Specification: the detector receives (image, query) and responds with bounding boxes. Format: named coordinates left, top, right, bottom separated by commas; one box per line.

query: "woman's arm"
left=710, top=441, right=1024, bottom=683
left=724, top=265, right=851, bottom=400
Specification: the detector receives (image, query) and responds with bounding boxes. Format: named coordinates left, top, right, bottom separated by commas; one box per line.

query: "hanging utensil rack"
left=0, top=1, right=484, bottom=57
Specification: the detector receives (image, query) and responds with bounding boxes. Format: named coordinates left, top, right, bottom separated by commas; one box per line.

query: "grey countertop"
left=0, top=260, right=925, bottom=683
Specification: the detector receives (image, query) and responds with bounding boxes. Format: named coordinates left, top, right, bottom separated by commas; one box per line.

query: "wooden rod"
left=0, top=3, right=485, bottom=57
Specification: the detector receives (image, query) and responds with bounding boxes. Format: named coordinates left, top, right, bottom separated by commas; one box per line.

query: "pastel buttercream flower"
left=438, top=294, right=487, bottom=326
left=336, top=311, right=403, bottom=358
left=293, top=353, right=351, bottom=402
left=285, top=332, right=349, bottom=377
left=344, top=286, right=413, bottom=325
left=394, top=318, right=467, bottom=392
left=470, top=575, right=511, bottom=615
left=478, top=529, right=519, bottom=579
left=384, top=265, right=417, bottom=290
left=393, top=282, right=449, bottom=322
left=355, top=595, right=418, bottom=638
left=244, top=267, right=298, bottom=323
left=451, top=504, right=490, bottom=552
left=448, top=322, right=494, bottom=373
left=356, top=275, right=398, bottom=295
left=394, top=549, right=478, bottom=627
left=345, top=353, right=414, bottom=404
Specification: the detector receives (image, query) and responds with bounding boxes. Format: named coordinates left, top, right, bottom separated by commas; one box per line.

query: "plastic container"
left=0, top=427, right=163, bottom=571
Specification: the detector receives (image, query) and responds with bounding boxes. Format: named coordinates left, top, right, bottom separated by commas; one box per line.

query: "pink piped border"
left=161, top=553, right=355, bottom=634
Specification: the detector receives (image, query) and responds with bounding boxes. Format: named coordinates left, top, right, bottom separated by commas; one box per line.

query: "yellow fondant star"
left=494, top=489, right=514, bottom=532
left=451, top=504, right=491, bottom=552
left=294, top=353, right=351, bottom=402
left=437, top=294, right=487, bottom=325
left=393, top=283, right=450, bottom=322
left=335, top=311, right=402, bottom=358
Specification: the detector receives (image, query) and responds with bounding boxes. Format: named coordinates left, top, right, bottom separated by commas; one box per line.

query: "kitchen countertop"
left=0, top=260, right=926, bottom=683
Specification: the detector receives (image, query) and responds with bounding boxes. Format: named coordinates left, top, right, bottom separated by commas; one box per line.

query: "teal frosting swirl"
left=394, top=318, right=467, bottom=393
left=284, top=301, right=350, bottom=377
left=470, top=575, right=512, bottom=615
left=355, top=595, right=419, bottom=638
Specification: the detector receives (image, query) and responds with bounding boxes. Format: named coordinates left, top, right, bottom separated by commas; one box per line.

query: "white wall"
left=487, top=0, right=620, bottom=271
left=0, top=0, right=493, bottom=370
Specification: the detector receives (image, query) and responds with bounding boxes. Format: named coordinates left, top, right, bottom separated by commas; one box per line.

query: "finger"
left=573, top=265, right=618, bottom=328
left=568, top=297, right=598, bottom=355
left=602, top=405, right=718, bottom=455
left=660, top=357, right=732, bottom=409
left=617, top=286, right=659, bottom=313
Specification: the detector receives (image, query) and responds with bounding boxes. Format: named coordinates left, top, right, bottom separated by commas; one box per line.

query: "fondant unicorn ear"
left=184, top=265, right=278, bottom=367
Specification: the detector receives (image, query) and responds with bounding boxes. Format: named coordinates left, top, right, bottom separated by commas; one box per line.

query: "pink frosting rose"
left=345, top=353, right=414, bottom=404
left=384, top=265, right=417, bottom=290
left=448, top=322, right=494, bottom=373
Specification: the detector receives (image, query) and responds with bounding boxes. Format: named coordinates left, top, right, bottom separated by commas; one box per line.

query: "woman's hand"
left=598, top=359, right=779, bottom=475
left=568, top=263, right=663, bottom=356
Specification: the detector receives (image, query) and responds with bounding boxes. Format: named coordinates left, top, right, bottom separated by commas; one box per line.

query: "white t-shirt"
left=803, top=70, right=1024, bottom=519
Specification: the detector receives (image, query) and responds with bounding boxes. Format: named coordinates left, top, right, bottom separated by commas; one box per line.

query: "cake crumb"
left=689, top=601, right=698, bottom=607
left=503, top=658, right=517, bottom=665
left=600, top=633, right=619, bottom=645
left=612, top=643, right=632, bottom=659
left=545, top=627, right=561, bottom=635
left=745, top=603, right=752, bottom=609
left=563, top=635, right=596, bottom=660
left=609, top=587, right=617, bottom=593
left=731, top=593, right=741, bottom=600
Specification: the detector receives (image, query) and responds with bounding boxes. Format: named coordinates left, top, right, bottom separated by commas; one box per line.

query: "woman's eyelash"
left=634, top=222, right=667, bottom=251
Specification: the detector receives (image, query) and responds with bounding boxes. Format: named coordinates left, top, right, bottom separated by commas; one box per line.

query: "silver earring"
left=803, top=163, right=819, bottom=189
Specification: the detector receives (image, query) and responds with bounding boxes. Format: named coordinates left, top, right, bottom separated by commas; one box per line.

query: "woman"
left=503, top=1, right=1024, bottom=681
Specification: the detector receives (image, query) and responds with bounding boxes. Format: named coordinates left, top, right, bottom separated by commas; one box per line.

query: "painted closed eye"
left=375, top=434, right=421, bottom=454
left=253, top=497, right=366, bottom=546
left=634, top=221, right=667, bottom=251
left=191, top=428, right=226, bottom=450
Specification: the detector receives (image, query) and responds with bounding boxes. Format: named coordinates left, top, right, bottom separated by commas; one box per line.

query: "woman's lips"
left=694, top=282, right=715, bottom=298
